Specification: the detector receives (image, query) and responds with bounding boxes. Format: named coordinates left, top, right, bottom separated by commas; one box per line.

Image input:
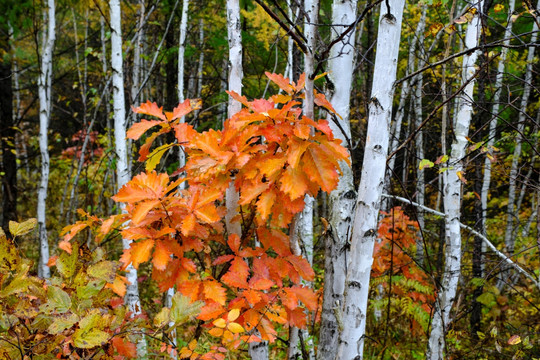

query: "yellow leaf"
left=494, top=4, right=504, bottom=12
left=213, top=318, right=226, bottom=328
left=507, top=335, right=521, bottom=345
left=9, top=218, right=37, bottom=237
left=208, top=327, right=223, bottom=337
left=146, top=144, right=173, bottom=172
left=227, top=308, right=240, bottom=322
left=227, top=322, right=245, bottom=334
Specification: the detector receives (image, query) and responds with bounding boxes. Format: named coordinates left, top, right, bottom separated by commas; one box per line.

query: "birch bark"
left=317, top=1, right=357, bottom=358
left=502, top=0, right=538, bottom=259
left=288, top=1, right=319, bottom=359
left=336, top=0, right=405, bottom=358
left=109, top=0, right=146, bottom=355
left=427, top=2, right=482, bottom=358
left=37, top=0, right=55, bottom=279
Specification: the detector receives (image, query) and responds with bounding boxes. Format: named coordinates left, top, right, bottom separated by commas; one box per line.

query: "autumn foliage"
left=62, top=72, right=349, bottom=357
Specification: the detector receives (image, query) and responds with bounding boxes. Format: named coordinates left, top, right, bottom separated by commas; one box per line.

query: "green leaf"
left=73, top=328, right=110, bottom=349
left=0, top=263, right=31, bottom=298
left=87, top=261, right=118, bottom=283
left=76, top=279, right=106, bottom=300
left=419, top=159, right=434, bottom=170
left=476, top=292, right=496, bottom=307
left=42, top=286, right=71, bottom=314
left=0, top=228, right=20, bottom=273
left=73, top=310, right=109, bottom=348
left=57, top=243, right=79, bottom=279
left=48, top=313, right=79, bottom=334
left=146, top=143, right=173, bottom=172
left=9, top=218, right=37, bottom=237
left=154, top=307, right=171, bottom=328
left=170, top=292, right=203, bottom=325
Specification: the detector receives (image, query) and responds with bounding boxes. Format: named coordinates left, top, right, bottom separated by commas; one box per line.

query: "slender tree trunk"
left=37, top=0, right=55, bottom=279
left=427, top=2, right=482, bottom=357
left=1, top=29, right=16, bottom=233
left=288, top=2, right=319, bottom=359
left=317, top=1, right=357, bottom=358
left=413, top=6, right=427, bottom=264
left=502, top=0, right=538, bottom=260
left=109, top=0, right=146, bottom=355
left=336, top=0, right=405, bottom=358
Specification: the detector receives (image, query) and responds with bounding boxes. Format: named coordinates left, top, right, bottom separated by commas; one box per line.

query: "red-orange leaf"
left=152, top=240, right=172, bottom=271
left=280, top=166, right=309, bottom=200
left=127, top=119, right=163, bottom=140
left=257, top=190, right=276, bottom=221
left=132, top=199, right=160, bottom=225
left=131, top=239, right=155, bottom=269
left=169, top=99, right=194, bottom=121
left=302, top=145, right=339, bottom=193
left=265, top=72, right=295, bottom=94
left=287, top=255, right=315, bottom=282
left=112, top=336, right=137, bottom=358
left=290, top=286, right=318, bottom=311
left=203, top=280, right=227, bottom=306
left=198, top=302, right=225, bottom=321
left=222, top=257, right=249, bottom=288
left=132, top=101, right=167, bottom=120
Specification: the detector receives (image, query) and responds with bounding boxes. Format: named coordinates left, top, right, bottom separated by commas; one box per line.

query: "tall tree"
left=0, top=23, right=16, bottom=233
left=37, top=0, right=55, bottom=279
left=336, top=0, right=405, bottom=358
left=317, top=0, right=357, bottom=358
left=427, top=2, right=483, bottom=358
left=109, top=0, right=146, bottom=355
left=501, top=0, right=538, bottom=273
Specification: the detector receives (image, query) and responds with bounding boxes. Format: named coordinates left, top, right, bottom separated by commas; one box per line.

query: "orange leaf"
left=132, top=200, right=160, bottom=225
left=287, top=255, right=315, bottom=282
left=222, top=257, right=249, bottom=288
left=181, top=213, right=197, bottom=236
left=131, top=239, right=155, bottom=269
left=198, top=302, right=225, bottom=321
left=62, top=222, right=88, bottom=241
left=203, top=280, right=227, bottom=306
left=112, top=336, right=137, bottom=358
left=169, top=99, right=195, bottom=121
left=226, top=90, right=250, bottom=108
left=265, top=72, right=295, bottom=94
left=302, top=145, right=339, bottom=193
left=257, top=190, right=276, bottom=220
left=314, top=91, right=341, bottom=118
left=127, top=119, right=163, bottom=140
left=290, top=286, right=318, bottom=311
left=152, top=240, right=172, bottom=271
left=280, top=166, right=309, bottom=200
left=106, top=276, right=127, bottom=297
left=100, top=216, right=115, bottom=235
left=132, top=101, right=167, bottom=120
left=47, top=255, right=58, bottom=267
left=58, top=240, right=73, bottom=254
left=227, top=234, right=241, bottom=254
left=242, top=289, right=262, bottom=305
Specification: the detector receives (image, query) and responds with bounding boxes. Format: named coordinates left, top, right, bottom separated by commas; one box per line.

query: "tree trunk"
left=109, top=0, right=146, bottom=355
left=502, top=0, right=538, bottom=262
left=37, top=0, right=55, bottom=279
left=336, top=0, right=405, bottom=358
left=1, top=29, right=16, bottom=233
left=427, top=2, right=482, bottom=358
left=317, top=1, right=357, bottom=358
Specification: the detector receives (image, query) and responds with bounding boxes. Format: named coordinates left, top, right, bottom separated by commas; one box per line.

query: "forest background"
left=0, top=0, right=539, bottom=359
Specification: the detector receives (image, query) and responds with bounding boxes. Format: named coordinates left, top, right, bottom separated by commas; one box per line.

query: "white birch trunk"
left=427, top=3, right=482, bottom=358
left=335, top=0, right=405, bottom=358
left=110, top=0, right=146, bottom=355
left=317, top=1, right=357, bottom=358
left=131, top=0, right=145, bottom=119
left=413, top=7, right=427, bottom=263
left=502, top=1, right=538, bottom=256
left=37, top=0, right=55, bottom=279
left=288, top=2, right=318, bottom=359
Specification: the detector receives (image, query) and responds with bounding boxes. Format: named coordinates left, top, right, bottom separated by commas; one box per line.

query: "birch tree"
left=336, top=0, right=405, bottom=357
left=109, top=0, right=146, bottom=355
left=502, top=0, right=538, bottom=265
left=317, top=1, right=357, bottom=358
left=37, top=0, right=55, bottom=279
left=288, top=1, right=319, bottom=359
left=427, top=3, right=482, bottom=358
